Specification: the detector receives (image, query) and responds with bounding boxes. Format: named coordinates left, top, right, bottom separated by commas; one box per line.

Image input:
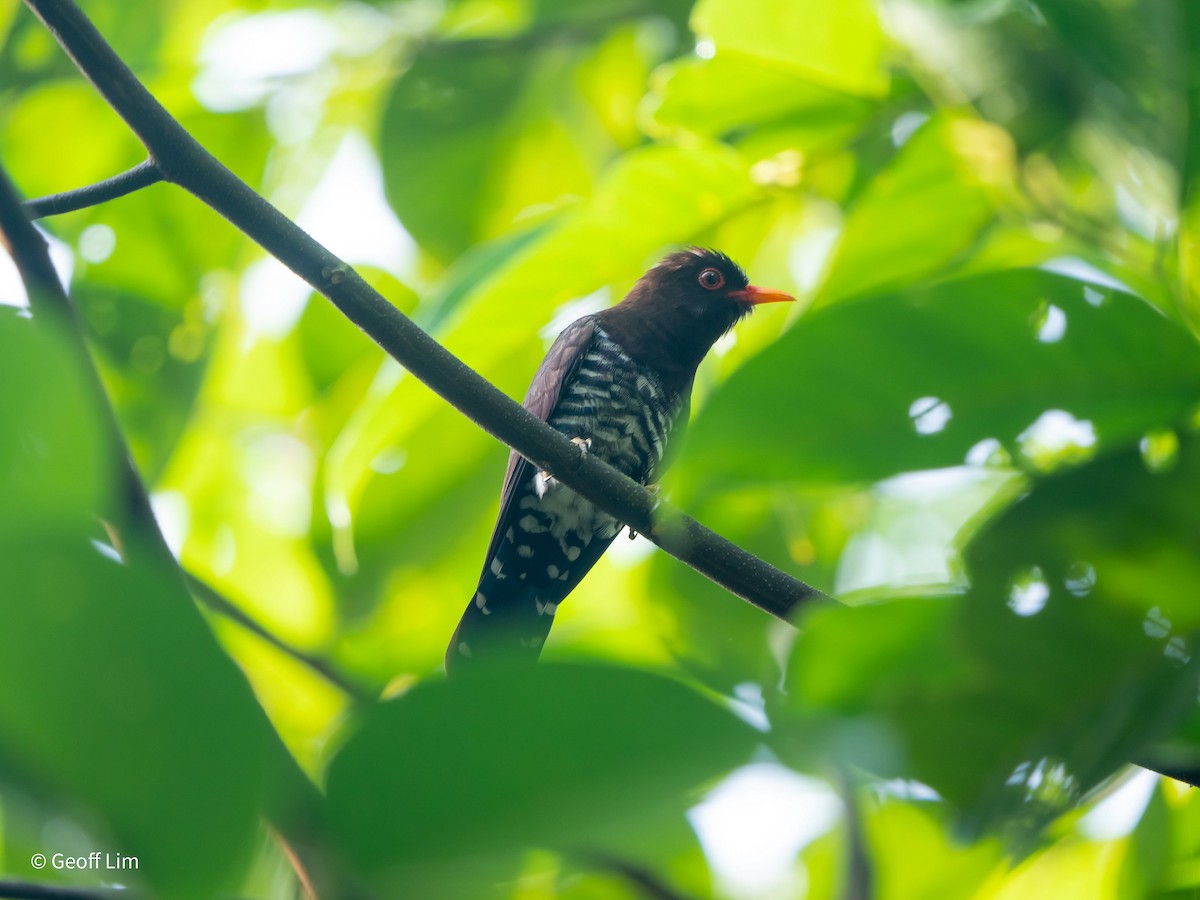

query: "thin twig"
left=22, top=0, right=830, bottom=624
left=23, top=159, right=162, bottom=219
left=185, top=571, right=375, bottom=703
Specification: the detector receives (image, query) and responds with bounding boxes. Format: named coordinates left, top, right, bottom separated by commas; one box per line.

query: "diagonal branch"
left=22, top=0, right=831, bottom=624
left=23, top=159, right=162, bottom=219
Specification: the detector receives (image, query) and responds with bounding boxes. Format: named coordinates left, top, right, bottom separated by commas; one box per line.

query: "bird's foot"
left=537, top=437, right=591, bottom=497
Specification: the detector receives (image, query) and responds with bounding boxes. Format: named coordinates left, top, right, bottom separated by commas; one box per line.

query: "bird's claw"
left=537, top=437, right=592, bottom=497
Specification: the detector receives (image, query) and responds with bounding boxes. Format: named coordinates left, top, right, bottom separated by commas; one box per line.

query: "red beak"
left=729, top=285, right=796, bottom=305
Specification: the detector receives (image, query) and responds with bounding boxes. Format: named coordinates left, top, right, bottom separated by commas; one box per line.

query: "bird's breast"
left=548, top=326, right=679, bottom=483
left=471, top=328, right=682, bottom=612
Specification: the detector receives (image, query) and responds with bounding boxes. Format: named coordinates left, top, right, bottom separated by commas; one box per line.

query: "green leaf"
left=866, top=802, right=1003, bottom=900
left=326, top=664, right=756, bottom=890
left=788, top=430, right=1200, bottom=834
left=0, top=312, right=111, bottom=535
left=817, top=116, right=1012, bottom=305
left=381, top=46, right=529, bottom=260
left=380, top=28, right=625, bottom=262
left=0, top=312, right=294, bottom=896
left=77, top=284, right=211, bottom=482
left=1032, top=0, right=1184, bottom=162
left=0, top=534, right=277, bottom=895
left=0, top=0, right=18, bottom=49
left=691, top=0, right=888, bottom=97
left=1120, top=783, right=1170, bottom=898
left=680, top=269, right=1200, bottom=491
left=530, top=0, right=692, bottom=28
left=1183, top=5, right=1200, bottom=209
left=1, top=82, right=143, bottom=200
left=644, top=54, right=872, bottom=143
left=414, top=224, right=551, bottom=334
left=296, top=267, right=411, bottom=393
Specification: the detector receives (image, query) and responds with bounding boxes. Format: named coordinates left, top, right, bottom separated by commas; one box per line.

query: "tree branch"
left=22, top=0, right=831, bottom=624
left=23, top=159, right=161, bottom=219
left=1135, top=757, right=1200, bottom=791
left=0, top=881, right=132, bottom=900
left=185, top=572, right=375, bottom=703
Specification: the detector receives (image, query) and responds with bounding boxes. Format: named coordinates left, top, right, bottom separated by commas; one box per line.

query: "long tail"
left=444, top=563, right=556, bottom=676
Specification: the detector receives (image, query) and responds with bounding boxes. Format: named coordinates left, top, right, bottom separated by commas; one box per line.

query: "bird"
left=445, top=248, right=794, bottom=674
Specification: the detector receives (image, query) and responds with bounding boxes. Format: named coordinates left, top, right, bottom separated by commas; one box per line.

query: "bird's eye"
left=698, top=268, right=725, bottom=290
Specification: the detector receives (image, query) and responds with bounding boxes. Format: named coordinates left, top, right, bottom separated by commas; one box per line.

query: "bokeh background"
left=2, top=0, right=1200, bottom=896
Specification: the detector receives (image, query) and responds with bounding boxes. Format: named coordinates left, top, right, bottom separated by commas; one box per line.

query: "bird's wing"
left=482, top=315, right=598, bottom=566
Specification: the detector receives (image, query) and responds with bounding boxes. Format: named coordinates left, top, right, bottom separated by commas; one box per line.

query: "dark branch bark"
left=185, top=572, right=375, bottom=703
left=23, top=159, right=162, bottom=219
left=22, top=0, right=831, bottom=624
left=0, top=881, right=133, bottom=900
left=1135, top=757, right=1200, bottom=790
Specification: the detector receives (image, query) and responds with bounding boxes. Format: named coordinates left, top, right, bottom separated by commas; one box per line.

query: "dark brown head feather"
left=596, top=248, right=757, bottom=393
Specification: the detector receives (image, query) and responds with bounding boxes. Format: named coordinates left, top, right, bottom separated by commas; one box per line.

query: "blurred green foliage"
left=2, top=0, right=1200, bottom=896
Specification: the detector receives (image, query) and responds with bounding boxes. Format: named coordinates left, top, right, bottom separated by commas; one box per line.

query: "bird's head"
left=606, top=248, right=795, bottom=372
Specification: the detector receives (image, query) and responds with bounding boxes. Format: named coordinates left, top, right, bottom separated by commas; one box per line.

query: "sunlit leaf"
left=644, top=54, right=871, bottom=144
left=867, top=802, right=1003, bottom=900
left=296, top=267, right=410, bottom=393
left=2, top=82, right=142, bottom=199
left=692, top=0, right=888, bottom=97
left=380, top=46, right=531, bottom=260
left=530, top=0, right=692, bottom=28
left=817, top=116, right=1013, bottom=305
left=380, top=27, right=634, bottom=261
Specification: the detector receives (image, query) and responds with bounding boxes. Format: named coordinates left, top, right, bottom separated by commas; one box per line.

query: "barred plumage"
left=550, top=326, right=678, bottom=482
left=445, top=248, right=794, bottom=673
